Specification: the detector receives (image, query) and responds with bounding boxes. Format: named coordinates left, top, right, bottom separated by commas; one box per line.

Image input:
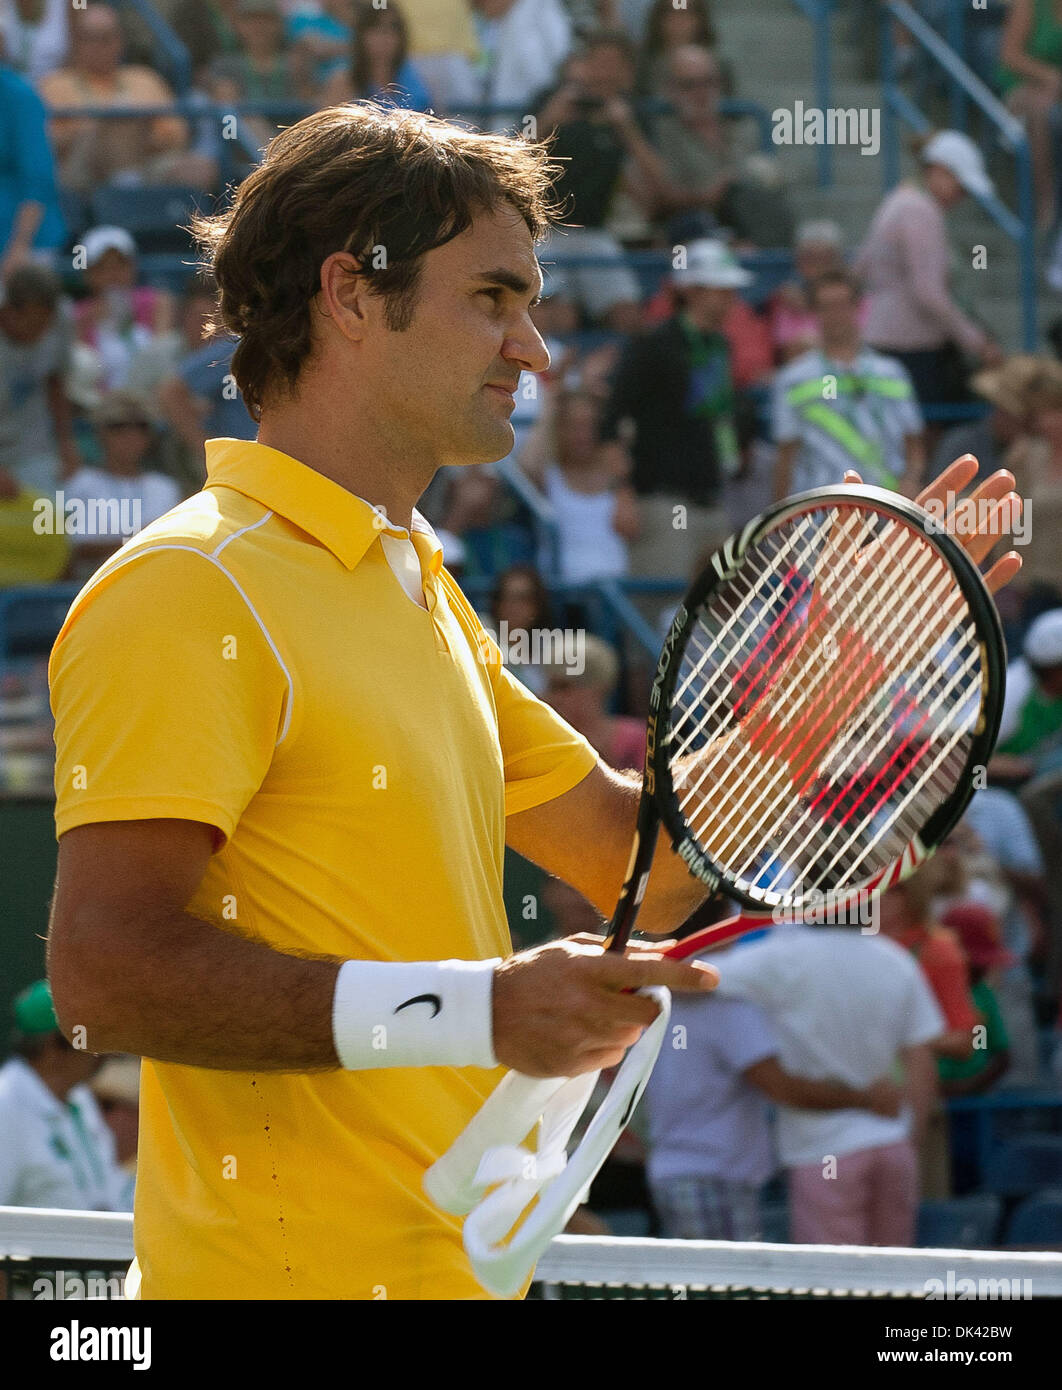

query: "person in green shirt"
left=992, top=609, right=1062, bottom=783
left=937, top=905, right=1012, bottom=1096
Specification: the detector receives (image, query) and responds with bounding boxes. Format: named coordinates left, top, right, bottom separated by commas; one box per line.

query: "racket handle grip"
left=424, top=1070, right=568, bottom=1216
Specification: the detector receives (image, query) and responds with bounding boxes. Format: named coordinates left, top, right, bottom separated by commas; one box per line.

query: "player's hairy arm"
left=48, top=819, right=342, bottom=1069
left=50, top=818, right=717, bottom=1075
left=505, top=760, right=710, bottom=937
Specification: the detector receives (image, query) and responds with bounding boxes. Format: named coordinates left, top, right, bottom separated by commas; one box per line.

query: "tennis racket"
left=425, top=483, right=1007, bottom=1296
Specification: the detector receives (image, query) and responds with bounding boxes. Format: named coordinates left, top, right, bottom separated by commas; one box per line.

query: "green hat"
left=13, top=980, right=59, bottom=1036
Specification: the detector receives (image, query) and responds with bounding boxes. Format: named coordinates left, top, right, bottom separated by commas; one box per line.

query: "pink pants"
left=788, top=1140, right=918, bottom=1246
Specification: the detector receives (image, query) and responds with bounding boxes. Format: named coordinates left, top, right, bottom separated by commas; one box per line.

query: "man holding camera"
left=534, top=31, right=670, bottom=333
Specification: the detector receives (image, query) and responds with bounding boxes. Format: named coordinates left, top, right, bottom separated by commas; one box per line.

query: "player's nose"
left=506, top=321, right=551, bottom=376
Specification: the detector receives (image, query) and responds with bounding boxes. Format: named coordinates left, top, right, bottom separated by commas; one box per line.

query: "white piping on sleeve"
left=73, top=523, right=295, bottom=746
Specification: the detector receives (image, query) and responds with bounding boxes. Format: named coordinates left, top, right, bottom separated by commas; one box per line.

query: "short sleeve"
left=712, top=936, right=780, bottom=1009
left=893, top=365, right=924, bottom=435
left=50, top=547, right=290, bottom=845
left=713, top=998, right=780, bottom=1073
left=771, top=371, right=801, bottom=445
left=492, top=657, right=599, bottom=816
left=898, top=955, right=947, bottom=1047
left=444, top=592, right=598, bottom=816
left=979, top=792, right=1044, bottom=875
left=0, top=1091, right=24, bottom=1205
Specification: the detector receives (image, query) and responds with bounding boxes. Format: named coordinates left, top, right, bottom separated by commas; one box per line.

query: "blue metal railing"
left=112, top=0, right=191, bottom=95
left=788, top=0, right=836, bottom=186
left=912, top=0, right=1012, bottom=133
left=881, top=0, right=1036, bottom=350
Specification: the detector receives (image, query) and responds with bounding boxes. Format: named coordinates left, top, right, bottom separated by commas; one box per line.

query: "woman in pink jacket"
left=854, top=130, right=1002, bottom=423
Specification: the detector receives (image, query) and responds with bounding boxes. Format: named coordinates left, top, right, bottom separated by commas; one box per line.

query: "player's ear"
left=316, top=251, right=371, bottom=342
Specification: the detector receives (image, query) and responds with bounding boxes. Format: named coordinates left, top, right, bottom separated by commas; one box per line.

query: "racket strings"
left=717, top=534, right=974, bottom=883
left=663, top=504, right=983, bottom=905
left=692, top=542, right=973, bottom=889
left=671, top=508, right=905, bottom=764
left=676, top=512, right=937, bottom=827
left=754, top=540, right=979, bottom=888
left=671, top=511, right=830, bottom=718
left=803, top=642, right=983, bottom=893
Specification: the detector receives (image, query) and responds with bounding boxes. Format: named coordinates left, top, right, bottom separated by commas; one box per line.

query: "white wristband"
left=331, top=958, right=500, bottom=1070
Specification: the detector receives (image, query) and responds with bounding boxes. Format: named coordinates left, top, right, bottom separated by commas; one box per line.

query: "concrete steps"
left=708, top=0, right=1034, bottom=348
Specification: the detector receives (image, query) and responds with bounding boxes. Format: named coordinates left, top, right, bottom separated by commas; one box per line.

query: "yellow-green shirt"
left=49, top=438, right=597, bottom=1300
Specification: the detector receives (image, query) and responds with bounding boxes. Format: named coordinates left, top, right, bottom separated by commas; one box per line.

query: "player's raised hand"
left=492, top=936, right=717, bottom=1078
left=842, top=459, right=1023, bottom=595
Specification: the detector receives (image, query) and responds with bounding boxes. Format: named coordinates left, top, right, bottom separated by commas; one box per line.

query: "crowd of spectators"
left=0, top=0, right=1061, bottom=1253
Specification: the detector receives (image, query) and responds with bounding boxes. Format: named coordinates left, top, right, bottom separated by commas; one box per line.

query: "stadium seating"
left=0, top=586, right=79, bottom=671
left=983, top=1136, right=1062, bottom=1198
left=1003, top=1189, right=1062, bottom=1248
left=916, top=1195, right=1002, bottom=1249
left=89, top=187, right=213, bottom=256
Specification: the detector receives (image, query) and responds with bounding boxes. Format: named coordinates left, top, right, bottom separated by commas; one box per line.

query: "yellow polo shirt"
left=49, top=439, right=597, bottom=1300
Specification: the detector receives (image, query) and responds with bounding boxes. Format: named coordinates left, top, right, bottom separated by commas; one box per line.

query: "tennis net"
left=532, top=1235, right=1062, bottom=1300
left=4, top=1208, right=1062, bottom=1301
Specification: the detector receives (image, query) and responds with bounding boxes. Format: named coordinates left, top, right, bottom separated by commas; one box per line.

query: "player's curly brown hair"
left=191, top=102, right=565, bottom=421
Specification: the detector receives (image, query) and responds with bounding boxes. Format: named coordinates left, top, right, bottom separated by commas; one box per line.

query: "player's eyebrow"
left=472, top=267, right=544, bottom=302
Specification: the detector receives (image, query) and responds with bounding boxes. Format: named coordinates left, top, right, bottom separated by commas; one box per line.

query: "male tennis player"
left=46, top=103, right=1021, bottom=1300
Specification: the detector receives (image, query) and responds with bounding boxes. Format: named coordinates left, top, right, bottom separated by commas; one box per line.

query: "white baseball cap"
left=1024, top=609, right=1062, bottom=667
left=81, top=225, right=138, bottom=267
left=921, top=130, right=994, bottom=200
left=673, top=239, right=753, bottom=290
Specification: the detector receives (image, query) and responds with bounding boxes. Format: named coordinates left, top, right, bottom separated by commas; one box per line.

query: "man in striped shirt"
left=772, top=270, right=925, bottom=500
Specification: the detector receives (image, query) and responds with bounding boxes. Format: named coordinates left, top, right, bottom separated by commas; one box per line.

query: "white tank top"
left=544, top=463, right=628, bottom=585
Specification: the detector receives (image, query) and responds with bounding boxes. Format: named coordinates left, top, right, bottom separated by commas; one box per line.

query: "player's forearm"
left=49, top=903, right=343, bottom=1069
left=595, top=766, right=711, bottom=936
left=506, top=761, right=711, bottom=936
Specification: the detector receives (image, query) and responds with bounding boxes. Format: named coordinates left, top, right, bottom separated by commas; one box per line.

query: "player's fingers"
left=964, top=468, right=1017, bottom=509
left=982, top=551, right=1023, bottom=595
left=624, top=936, right=679, bottom=954
left=591, top=953, right=719, bottom=993
left=581, top=986, right=663, bottom=1030
left=957, top=493, right=1022, bottom=566
left=572, top=1019, right=648, bottom=1059
left=916, top=454, right=979, bottom=510
left=568, top=1046, right=631, bottom=1076
left=564, top=932, right=679, bottom=955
